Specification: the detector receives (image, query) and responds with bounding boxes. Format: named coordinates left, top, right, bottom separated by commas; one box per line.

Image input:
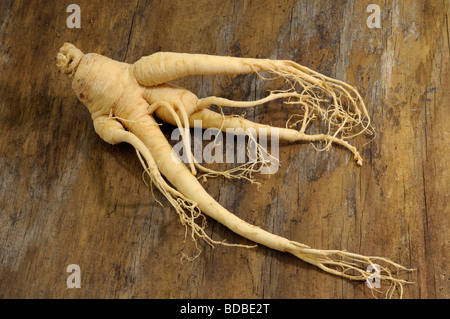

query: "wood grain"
left=0, top=0, right=448, bottom=299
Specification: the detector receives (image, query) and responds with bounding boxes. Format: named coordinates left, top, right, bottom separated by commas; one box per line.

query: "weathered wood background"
left=0, top=0, right=448, bottom=299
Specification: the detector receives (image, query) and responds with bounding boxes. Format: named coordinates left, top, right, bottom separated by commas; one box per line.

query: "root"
left=136, top=148, right=256, bottom=255
left=195, top=60, right=374, bottom=166
left=265, top=61, right=375, bottom=141
left=196, top=91, right=306, bottom=110
left=287, top=241, right=414, bottom=299
left=244, top=61, right=375, bottom=161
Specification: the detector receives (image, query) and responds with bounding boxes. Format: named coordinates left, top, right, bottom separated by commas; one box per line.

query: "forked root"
left=60, top=44, right=411, bottom=298
left=265, top=59, right=374, bottom=141
left=264, top=64, right=374, bottom=146
left=286, top=241, right=414, bottom=298
left=194, top=62, right=374, bottom=166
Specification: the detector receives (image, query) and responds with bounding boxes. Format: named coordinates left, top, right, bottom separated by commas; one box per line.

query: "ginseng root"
left=56, top=43, right=412, bottom=298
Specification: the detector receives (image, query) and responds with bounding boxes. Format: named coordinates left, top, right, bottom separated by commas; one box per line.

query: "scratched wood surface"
left=0, top=0, right=448, bottom=299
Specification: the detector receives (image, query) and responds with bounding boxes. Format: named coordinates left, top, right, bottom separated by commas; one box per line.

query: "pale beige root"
left=253, top=59, right=373, bottom=141
left=133, top=52, right=278, bottom=86
left=193, top=80, right=369, bottom=165
left=133, top=51, right=374, bottom=163
left=93, top=115, right=254, bottom=252
left=144, top=86, right=279, bottom=183
left=195, top=91, right=307, bottom=110
left=127, top=115, right=301, bottom=251
left=190, top=108, right=363, bottom=165
left=57, top=44, right=411, bottom=298
left=132, top=50, right=371, bottom=132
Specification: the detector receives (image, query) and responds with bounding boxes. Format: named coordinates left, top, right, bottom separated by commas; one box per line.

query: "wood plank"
left=0, top=0, right=448, bottom=299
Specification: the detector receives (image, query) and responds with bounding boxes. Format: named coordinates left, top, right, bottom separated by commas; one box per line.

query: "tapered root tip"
left=286, top=241, right=414, bottom=298
left=56, top=42, right=84, bottom=77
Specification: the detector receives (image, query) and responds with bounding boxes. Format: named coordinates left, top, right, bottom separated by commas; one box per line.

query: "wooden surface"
left=0, top=0, right=449, bottom=299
